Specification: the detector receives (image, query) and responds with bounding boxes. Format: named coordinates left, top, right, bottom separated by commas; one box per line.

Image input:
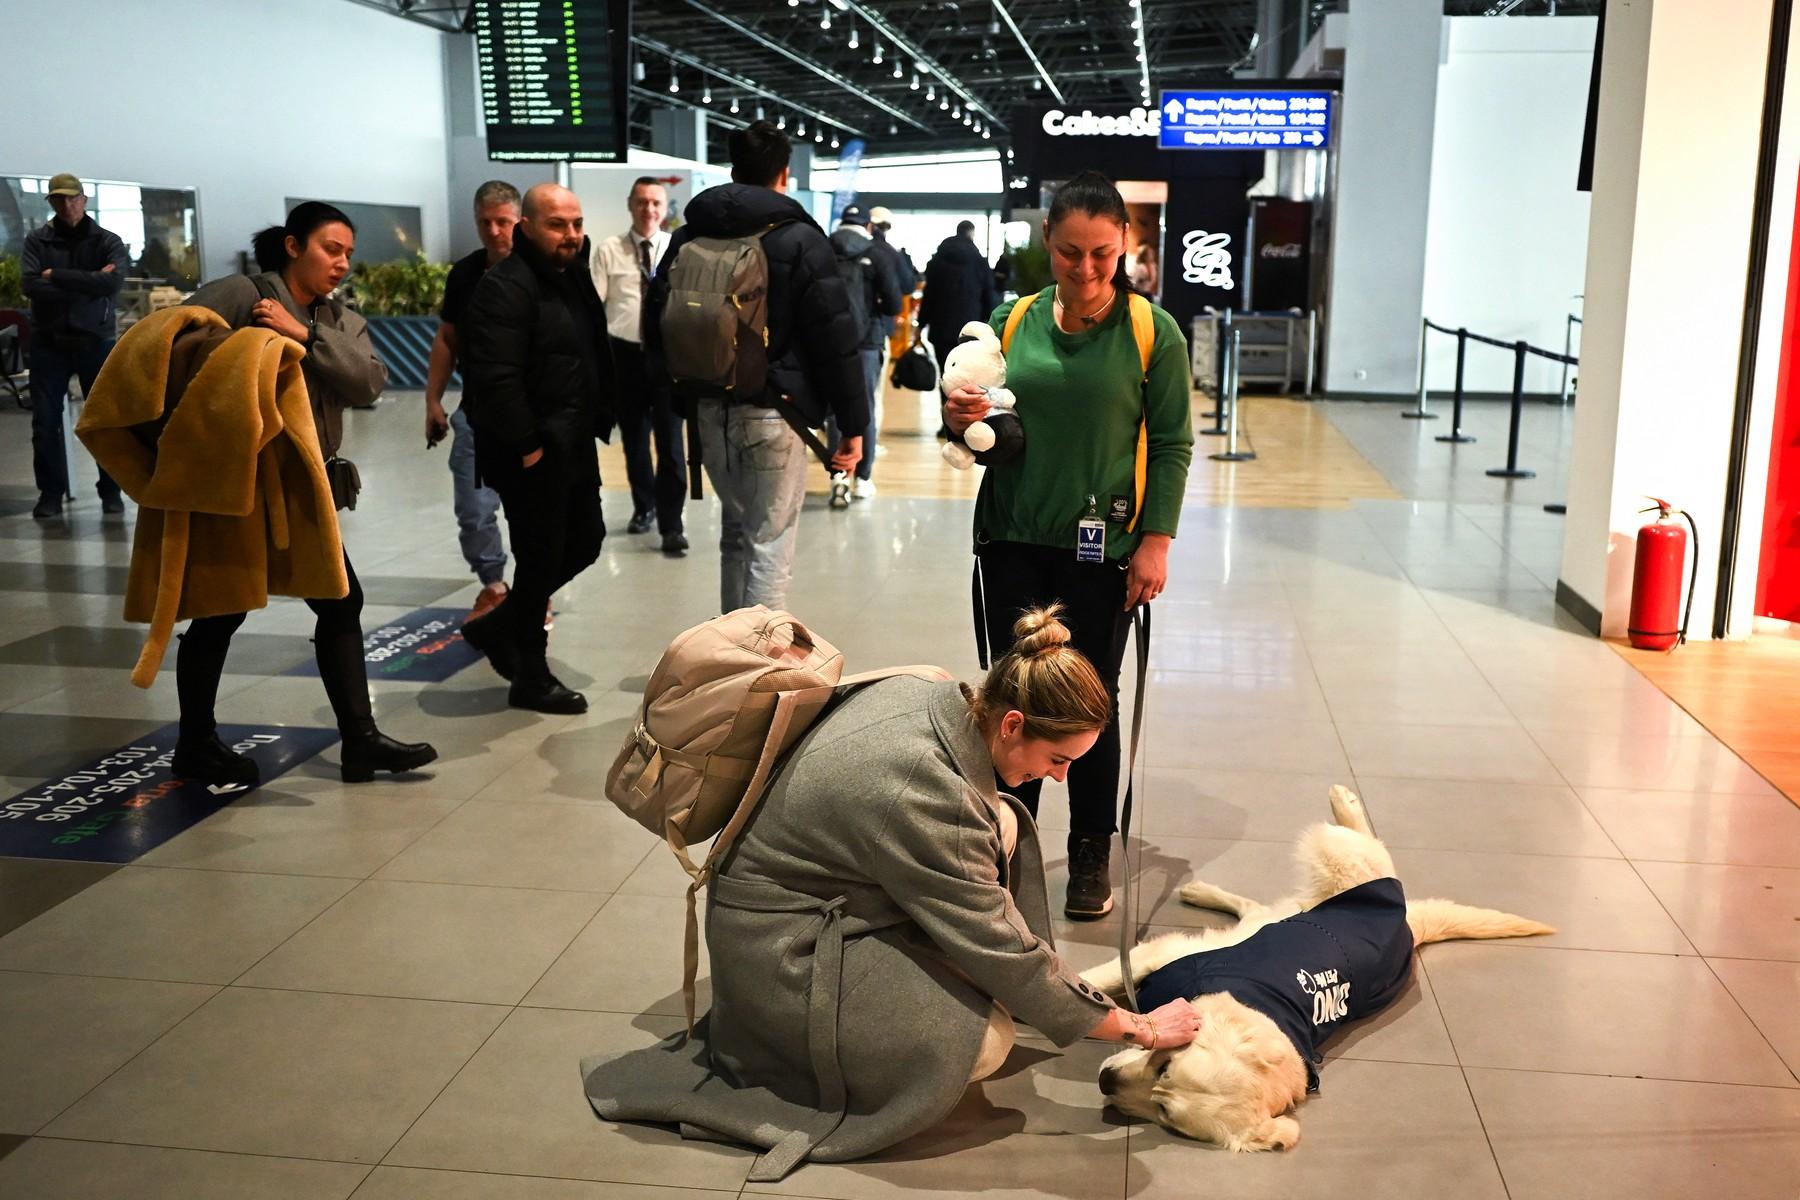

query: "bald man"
left=460, top=183, right=617, bottom=714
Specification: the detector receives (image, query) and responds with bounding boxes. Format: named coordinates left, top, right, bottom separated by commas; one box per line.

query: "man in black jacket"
left=646, top=121, right=866, bottom=612
left=21, top=173, right=129, bottom=519
left=827, top=206, right=902, bottom=505
left=459, top=182, right=615, bottom=714
left=919, top=220, right=1001, bottom=377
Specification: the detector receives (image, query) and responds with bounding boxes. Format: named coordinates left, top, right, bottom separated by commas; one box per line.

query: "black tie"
left=637, top=237, right=653, bottom=343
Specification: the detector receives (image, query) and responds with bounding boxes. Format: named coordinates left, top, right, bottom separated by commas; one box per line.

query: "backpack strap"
left=1126, top=292, right=1156, bottom=534
left=1000, top=291, right=1038, bottom=355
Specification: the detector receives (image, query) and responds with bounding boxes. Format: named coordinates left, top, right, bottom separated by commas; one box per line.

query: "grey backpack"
left=661, top=224, right=787, bottom=402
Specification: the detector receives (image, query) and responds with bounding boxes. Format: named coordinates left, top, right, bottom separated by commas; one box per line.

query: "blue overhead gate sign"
left=1159, top=90, right=1333, bottom=151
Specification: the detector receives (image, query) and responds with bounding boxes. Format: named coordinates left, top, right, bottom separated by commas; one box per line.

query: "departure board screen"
left=476, top=0, right=630, bottom=162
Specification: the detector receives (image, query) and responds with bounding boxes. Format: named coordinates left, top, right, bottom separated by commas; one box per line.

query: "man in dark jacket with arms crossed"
left=460, top=183, right=615, bottom=715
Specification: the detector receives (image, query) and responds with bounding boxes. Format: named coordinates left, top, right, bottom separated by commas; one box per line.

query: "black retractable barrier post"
left=1210, top=330, right=1255, bottom=462
left=1485, top=340, right=1536, bottom=479
left=1435, top=327, right=1476, bottom=444
left=1202, top=310, right=1231, bottom=436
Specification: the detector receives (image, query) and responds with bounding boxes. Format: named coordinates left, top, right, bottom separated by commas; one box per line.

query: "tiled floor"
left=0, top=392, right=1796, bottom=1199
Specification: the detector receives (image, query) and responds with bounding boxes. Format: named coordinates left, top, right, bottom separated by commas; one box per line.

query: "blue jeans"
left=698, top=399, right=809, bottom=612
left=30, top=335, right=120, bottom=502
left=827, top=347, right=884, bottom=482
left=448, top=407, right=507, bottom=586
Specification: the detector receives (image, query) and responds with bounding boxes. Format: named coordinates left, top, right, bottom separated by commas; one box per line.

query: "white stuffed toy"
left=940, top=320, right=1024, bottom=470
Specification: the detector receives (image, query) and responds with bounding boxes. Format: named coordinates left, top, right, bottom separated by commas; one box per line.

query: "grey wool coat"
left=581, top=677, right=1115, bottom=1181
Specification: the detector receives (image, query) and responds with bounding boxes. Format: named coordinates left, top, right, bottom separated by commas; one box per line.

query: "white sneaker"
left=828, top=472, right=851, bottom=509
left=852, top=478, right=877, bottom=501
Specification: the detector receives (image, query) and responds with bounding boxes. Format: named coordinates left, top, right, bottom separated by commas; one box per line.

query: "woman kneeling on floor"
left=581, top=605, right=1200, bottom=1181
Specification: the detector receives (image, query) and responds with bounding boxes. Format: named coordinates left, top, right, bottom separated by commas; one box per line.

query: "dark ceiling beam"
left=634, top=33, right=870, bottom=136
left=681, top=0, right=934, bottom=133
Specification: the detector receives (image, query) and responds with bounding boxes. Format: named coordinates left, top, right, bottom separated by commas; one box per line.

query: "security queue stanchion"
left=1403, top=316, right=1438, bottom=420
left=1435, top=327, right=1477, bottom=444
left=1202, top=309, right=1231, bottom=436
left=1209, top=330, right=1256, bottom=462
left=1202, top=310, right=1230, bottom=429
left=1485, top=340, right=1537, bottom=480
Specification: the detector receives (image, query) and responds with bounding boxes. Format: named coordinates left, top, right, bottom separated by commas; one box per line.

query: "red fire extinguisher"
left=1628, top=498, right=1699, bottom=652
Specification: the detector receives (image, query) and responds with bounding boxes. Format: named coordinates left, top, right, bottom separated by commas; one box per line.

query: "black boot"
left=507, top=624, right=586, bottom=714
left=1065, top=831, right=1115, bottom=920
left=460, top=599, right=518, bottom=681
left=315, top=628, right=438, bottom=783
left=172, top=732, right=260, bottom=788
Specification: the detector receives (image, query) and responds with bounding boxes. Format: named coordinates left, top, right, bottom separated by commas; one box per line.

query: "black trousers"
left=977, top=540, right=1133, bottom=835
left=488, top=447, right=605, bottom=672
left=609, top=336, right=686, bottom=534
left=177, top=553, right=369, bottom=741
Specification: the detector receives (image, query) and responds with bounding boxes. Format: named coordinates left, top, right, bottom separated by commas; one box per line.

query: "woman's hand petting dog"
left=1089, top=996, right=1202, bottom=1048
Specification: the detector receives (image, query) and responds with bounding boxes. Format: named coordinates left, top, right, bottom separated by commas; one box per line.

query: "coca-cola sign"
left=1259, top=242, right=1303, bottom=259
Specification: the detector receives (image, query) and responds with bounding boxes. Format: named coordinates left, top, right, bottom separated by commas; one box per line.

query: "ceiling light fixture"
left=926, top=82, right=935, bottom=101
left=730, top=95, right=740, bottom=113
left=892, top=59, right=903, bottom=78
left=820, top=8, right=830, bottom=29
left=633, top=58, right=646, bottom=82
left=848, top=26, right=858, bottom=48
left=669, top=65, right=679, bottom=93
left=831, top=134, right=840, bottom=148
left=776, top=113, right=786, bottom=128
left=1130, top=0, right=1151, bottom=111
left=797, top=117, right=806, bottom=135
left=910, top=72, right=919, bottom=90
left=872, top=42, right=883, bottom=64
left=702, top=81, right=712, bottom=103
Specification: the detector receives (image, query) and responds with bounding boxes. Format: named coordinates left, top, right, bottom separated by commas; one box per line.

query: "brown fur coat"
left=76, top=305, right=347, bottom=687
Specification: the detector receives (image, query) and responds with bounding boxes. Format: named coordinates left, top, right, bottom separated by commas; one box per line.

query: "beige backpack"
left=605, top=605, right=947, bottom=1027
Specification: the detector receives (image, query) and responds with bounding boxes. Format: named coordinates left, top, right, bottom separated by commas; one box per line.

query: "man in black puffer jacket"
left=646, top=120, right=866, bottom=613
left=919, top=221, right=1002, bottom=376
left=460, top=182, right=616, bottom=715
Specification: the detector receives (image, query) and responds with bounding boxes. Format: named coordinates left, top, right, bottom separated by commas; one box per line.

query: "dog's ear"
left=1239, top=1115, right=1301, bottom=1152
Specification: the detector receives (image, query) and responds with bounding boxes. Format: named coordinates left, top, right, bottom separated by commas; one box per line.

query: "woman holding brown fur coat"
left=172, top=202, right=435, bottom=786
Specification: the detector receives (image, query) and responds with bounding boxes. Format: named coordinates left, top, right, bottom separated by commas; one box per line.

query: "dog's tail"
left=1405, top=898, right=1555, bottom=946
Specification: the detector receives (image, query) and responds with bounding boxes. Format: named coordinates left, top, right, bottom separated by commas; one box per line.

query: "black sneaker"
left=101, top=494, right=125, bottom=515
left=661, top=531, right=689, bottom=557
left=1065, top=831, right=1115, bottom=920
left=627, top=510, right=655, bottom=534
left=32, top=494, right=62, bottom=519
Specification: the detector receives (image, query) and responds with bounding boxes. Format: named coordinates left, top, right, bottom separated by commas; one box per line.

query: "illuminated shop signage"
left=1040, top=107, right=1162, bottom=138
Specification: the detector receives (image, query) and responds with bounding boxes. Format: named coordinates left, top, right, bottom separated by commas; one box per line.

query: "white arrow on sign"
left=1162, top=99, right=1184, bottom=124
left=207, top=783, right=249, bottom=796
left=1306, top=130, right=1323, bottom=146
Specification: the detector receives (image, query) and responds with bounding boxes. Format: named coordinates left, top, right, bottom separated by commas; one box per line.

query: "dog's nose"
left=1098, top=1066, right=1120, bottom=1096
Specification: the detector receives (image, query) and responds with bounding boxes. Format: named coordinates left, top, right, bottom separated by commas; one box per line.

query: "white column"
left=1321, top=0, right=1442, bottom=395
left=1558, top=0, right=1776, bottom=637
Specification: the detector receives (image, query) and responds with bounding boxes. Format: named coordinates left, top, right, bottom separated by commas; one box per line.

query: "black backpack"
left=834, top=240, right=875, bottom=335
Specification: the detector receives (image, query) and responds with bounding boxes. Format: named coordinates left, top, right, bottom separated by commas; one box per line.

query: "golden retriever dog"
left=1080, top=785, right=1552, bottom=1152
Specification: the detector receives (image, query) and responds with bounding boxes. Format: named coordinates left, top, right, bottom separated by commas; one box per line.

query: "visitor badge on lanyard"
left=1076, top=494, right=1106, bottom=563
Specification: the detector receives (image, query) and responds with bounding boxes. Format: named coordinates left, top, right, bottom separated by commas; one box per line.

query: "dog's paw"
left=1328, top=785, right=1372, bottom=835
left=1238, top=1115, right=1301, bottom=1153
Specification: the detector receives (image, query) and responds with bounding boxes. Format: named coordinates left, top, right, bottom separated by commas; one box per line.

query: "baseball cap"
left=868, top=205, right=894, bottom=226
left=839, top=205, right=870, bottom=227
left=46, top=173, right=85, bottom=197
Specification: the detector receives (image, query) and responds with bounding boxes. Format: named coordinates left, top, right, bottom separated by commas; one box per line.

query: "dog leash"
left=1117, top=602, right=1150, bottom=1013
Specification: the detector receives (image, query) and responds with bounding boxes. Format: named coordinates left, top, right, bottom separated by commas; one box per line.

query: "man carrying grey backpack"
left=647, top=121, right=866, bottom=612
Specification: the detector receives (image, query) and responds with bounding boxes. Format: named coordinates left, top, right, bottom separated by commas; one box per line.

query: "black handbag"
left=252, top=273, right=360, bottom=511
left=890, top=338, right=938, bottom=392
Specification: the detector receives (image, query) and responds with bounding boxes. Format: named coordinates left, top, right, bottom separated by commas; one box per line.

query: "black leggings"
left=177, top=553, right=368, bottom=741
left=976, top=540, right=1133, bottom=835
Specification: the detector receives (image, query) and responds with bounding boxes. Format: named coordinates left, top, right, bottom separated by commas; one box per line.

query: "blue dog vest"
left=1134, top=877, right=1414, bottom=1090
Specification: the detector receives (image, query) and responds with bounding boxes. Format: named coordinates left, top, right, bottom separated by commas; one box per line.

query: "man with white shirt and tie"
left=591, top=177, right=687, bottom=556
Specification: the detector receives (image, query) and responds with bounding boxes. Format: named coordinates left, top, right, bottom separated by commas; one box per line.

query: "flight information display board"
left=1158, top=90, right=1334, bottom=151
left=475, top=0, right=630, bottom=162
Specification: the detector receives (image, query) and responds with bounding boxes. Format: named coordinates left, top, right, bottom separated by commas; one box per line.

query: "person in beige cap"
left=21, top=173, right=130, bottom=518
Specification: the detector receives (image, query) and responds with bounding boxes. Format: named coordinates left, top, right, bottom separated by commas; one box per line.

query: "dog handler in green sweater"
left=945, top=171, right=1194, bottom=920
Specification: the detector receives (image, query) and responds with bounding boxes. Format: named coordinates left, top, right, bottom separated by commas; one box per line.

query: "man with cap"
left=867, top=206, right=919, bottom=304
left=21, top=173, right=129, bottom=519
left=828, top=205, right=902, bottom=505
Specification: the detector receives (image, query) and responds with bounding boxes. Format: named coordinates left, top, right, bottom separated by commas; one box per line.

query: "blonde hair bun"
left=1011, top=604, right=1073, bottom=656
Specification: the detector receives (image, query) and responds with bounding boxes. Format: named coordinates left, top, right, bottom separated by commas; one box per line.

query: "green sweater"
left=974, top=287, right=1194, bottom=560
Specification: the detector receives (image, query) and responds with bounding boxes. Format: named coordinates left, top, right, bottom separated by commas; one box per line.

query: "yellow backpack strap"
left=1126, top=293, right=1155, bottom=533
left=1000, top=291, right=1039, bottom=355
